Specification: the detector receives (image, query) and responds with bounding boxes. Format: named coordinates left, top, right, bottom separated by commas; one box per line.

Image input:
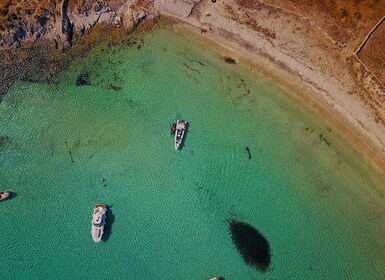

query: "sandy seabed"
left=174, top=20, right=385, bottom=176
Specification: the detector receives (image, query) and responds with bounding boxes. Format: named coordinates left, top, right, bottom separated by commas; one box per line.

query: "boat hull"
left=91, top=226, right=104, bottom=243
left=91, top=204, right=107, bottom=243
left=0, top=191, right=10, bottom=201
left=174, top=120, right=187, bottom=150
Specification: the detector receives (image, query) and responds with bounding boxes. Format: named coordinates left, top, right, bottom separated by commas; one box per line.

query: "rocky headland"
left=0, top=0, right=159, bottom=50
left=1, top=0, right=385, bottom=168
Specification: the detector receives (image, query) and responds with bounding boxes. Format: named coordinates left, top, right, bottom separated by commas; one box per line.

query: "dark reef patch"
left=183, top=62, right=201, bottom=73
left=0, top=45, right=62, bottom=101
left=319, top=133, right=330, bottom=145
left=107, top=84, right=123, bottom=91
left=223, top=56, right=236, bottom=64
left=245, top=146, right=252, bottom=159
left=0, top=135, right=11, bottom=150
left=76, top=72, right=91, bottom=86
left=229, top=220, right=271, bottom=272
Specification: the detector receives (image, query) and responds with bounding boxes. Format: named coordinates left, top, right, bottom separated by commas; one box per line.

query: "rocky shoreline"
left=0, top=0, right=159, bottom=99
left=1, top=0, right=385, bottom=168
left=0, top=0, right=158, bottom=51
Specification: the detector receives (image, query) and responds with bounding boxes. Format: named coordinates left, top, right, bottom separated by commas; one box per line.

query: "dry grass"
left=0, top=0, right=58, bottom=26
left=259, top=0, right=385, bottom=48
left=225, top=3, right=276, bottom=40
left=67, top=0, right=125, bottom=15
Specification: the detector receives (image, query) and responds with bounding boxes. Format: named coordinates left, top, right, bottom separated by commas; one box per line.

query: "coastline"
left=1, top=0, right=385, bottom=175
left=172, top=19, right=385, bottom=174
left=2, top=22, right=385, bottom=279
left=2, top=8, right=385, bottom=278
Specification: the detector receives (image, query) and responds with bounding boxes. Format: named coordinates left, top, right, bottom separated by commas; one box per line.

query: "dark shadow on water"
left=8, top=191, right=17, bottom=200
left=102, top=205, right=115, bottom=242
left=229, top=220, right=271, bottom=272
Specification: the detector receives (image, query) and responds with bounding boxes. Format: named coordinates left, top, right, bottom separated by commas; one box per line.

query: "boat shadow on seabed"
left=102, top=204, right=115, bottom=242
left=8, top=191, right=17, bottom=200
left=179, top=122, right=189, bottom=150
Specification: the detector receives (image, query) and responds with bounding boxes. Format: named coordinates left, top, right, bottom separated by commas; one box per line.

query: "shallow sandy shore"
left=151, top=0, right=385, bottom=177
left=172, top=20, right=385, bottom=174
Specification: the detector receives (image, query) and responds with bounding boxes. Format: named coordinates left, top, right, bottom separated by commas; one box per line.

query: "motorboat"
left=174, top=120, right=187, bottom=150
left=91, top=204, right=107, bottom=243
left=0, top=191, right=10, bottom=201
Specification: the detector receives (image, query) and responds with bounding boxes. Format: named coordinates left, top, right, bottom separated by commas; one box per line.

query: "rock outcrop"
left=0, top=0, right=158, bottom=51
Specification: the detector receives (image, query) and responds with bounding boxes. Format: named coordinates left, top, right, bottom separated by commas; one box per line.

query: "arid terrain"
left=262, top=0, right=385, bottom=91
left=357, top=18, right=385, bottom=86
left=263, top=0, right=385, bottom=47
left=1, top=0, right=385, bottom=166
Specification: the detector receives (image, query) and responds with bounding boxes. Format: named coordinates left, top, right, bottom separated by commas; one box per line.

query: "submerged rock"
left=229, top=220, right=271, bottom=272
left=223, top=56, right=236, bottom=64
left=107, top=84, right=123, bottom=91
left=0, top=136, right=10, bottom=150
left=76, top=72, right=91, bottom=86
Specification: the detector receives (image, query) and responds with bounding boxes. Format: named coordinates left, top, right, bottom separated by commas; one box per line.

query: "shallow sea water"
left=1, top=24, right=385, bottom=279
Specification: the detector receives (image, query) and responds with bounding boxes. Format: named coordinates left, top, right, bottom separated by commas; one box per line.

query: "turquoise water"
left=1, top=24, right=385, bottom=279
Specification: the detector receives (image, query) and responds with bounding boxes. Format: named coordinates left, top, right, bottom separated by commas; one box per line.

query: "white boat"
left=174, top=120, right=187, bottom=150
left=91, top=204, right=107, bottom=243
left=0, top=191, right=10, bottom=201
